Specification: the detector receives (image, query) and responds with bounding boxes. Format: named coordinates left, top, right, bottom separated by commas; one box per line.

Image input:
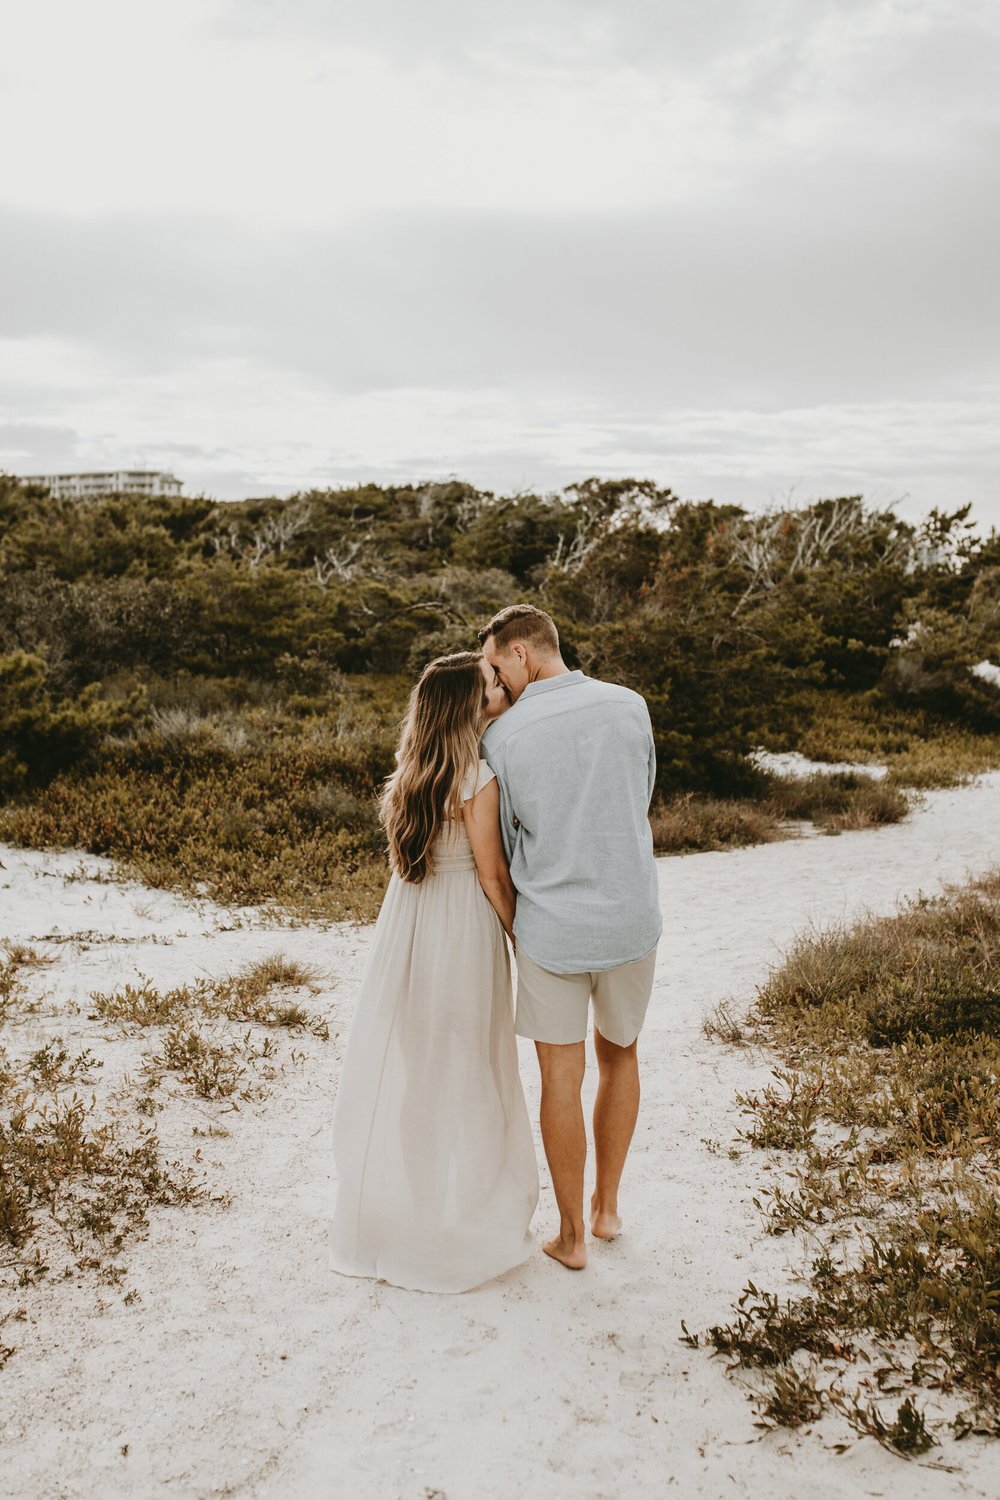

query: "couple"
left=329, top=604, right=661, bottom=1292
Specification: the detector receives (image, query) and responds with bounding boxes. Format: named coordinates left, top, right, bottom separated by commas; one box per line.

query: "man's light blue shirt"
left=481, top=671, right=662, bottom=974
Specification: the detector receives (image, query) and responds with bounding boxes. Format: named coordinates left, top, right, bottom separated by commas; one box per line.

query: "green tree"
left=0, top=651, right=140, bottom=794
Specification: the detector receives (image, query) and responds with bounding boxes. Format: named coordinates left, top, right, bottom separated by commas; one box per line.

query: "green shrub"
left=0, top=650, right=141, bottom=795
left=0, top=707, right=393, bottom=919
left=2, top=477, right=999, bottom=914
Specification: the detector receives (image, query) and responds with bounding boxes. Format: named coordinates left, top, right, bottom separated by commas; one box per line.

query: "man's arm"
left=643, top=703, right=657, bottom=809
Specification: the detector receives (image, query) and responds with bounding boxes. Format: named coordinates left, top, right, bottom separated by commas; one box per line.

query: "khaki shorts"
left=515, top=946, right=657, bottom=1048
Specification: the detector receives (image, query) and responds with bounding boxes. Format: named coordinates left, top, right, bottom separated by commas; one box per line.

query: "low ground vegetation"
left=0, top=742, right=915, bottom=917
left=0, top=946, right=330, bottom=1347
left=701, top=872, right=1000, bottom=1452
left=0, top=704, right=395, bottom=920
left=649, top=772, right=910, bottom=854
left=792, top=689, right=1000, bottom=788
left=0, top=943, right=206, bottom=1303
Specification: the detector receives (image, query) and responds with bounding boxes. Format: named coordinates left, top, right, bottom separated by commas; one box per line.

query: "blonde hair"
left=380, top=652, right=485, bottom=883
left=477, top=603, right=560, bottom=655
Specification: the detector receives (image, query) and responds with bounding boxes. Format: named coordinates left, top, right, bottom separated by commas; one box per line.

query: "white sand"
left=972, top=660, right=1000, bottom=688
left=751, top=748, right=889, bottom=779
left=2, top=777, right=1000, bottom=1499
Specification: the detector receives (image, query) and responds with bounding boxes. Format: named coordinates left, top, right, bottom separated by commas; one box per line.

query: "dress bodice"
left=424, top=757, right=495, bottom=875
left=429, top=821, right=476, bottom=874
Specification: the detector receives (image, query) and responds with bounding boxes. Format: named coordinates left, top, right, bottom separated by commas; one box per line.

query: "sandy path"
left=2, top=777, right=1000, bottom=1499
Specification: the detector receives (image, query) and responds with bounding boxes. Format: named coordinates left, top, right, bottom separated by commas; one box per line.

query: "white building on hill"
left=22, top=470, right=184, bottom=499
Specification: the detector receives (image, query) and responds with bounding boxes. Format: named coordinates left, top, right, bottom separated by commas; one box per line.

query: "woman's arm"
left=463, top=778, right=516, bottom=943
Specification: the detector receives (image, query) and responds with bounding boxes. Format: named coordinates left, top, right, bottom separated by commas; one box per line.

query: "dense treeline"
left=0, top=472, right=998, bottom=915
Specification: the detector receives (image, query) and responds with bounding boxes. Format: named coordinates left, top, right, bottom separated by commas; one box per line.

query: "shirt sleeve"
left=461, top=758, right=497, bottom=803
left=480, top=727, right=516, bottom=862
left=643, top=700, right=657, bottom=808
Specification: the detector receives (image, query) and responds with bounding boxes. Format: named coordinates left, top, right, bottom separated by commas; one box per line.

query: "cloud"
left=213, top=0, right=937, bottom=83
left=2, top=342, right=995, bottom=527
left=216, top=0, right=800, bottom=70
left=1, top=0, right=997, bottom=520
left=4, top=1, right=998, bottom=225
left=2, top=134, right=997, bottom=410
left=0, top=421, right=85, bottom=471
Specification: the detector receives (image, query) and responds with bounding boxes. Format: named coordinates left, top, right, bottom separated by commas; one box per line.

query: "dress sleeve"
left=461, top=758, right=497, bottom=804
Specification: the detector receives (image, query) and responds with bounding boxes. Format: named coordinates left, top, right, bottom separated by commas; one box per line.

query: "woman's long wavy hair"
left=380, top=652, right=485, bottom=883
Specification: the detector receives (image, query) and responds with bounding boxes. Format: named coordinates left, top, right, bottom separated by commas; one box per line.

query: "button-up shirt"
left=481, top=671, right=662, bottom=973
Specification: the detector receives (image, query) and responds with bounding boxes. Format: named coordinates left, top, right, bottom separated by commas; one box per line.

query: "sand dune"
left=2, top=776, right=1000, bottom=1499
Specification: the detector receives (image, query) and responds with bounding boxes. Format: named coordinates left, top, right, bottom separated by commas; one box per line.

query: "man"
left=479, top=604, right=661, bottom=1270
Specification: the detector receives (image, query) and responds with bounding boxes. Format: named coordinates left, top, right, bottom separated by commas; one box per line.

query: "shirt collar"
left=519, top=671, right=585, bottom=701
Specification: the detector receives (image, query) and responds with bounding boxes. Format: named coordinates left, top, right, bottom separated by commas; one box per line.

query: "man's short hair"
left=478, top=604, right=560, bottom=655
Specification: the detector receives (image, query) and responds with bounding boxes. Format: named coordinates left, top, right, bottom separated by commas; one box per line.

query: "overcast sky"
left=1, top=0, right=998, bottom=524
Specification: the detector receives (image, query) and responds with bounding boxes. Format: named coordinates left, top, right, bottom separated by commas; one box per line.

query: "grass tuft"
left=91, top=955, right=328, bottom=1040
left=702, top=1000, right=747, bottom=1045
left=0, top=942, right=47, bottom=1019
left=651, top=772, right=909, bottom=856
left=702, top=868, right=1000, bottom=1452
left=650, top=795, right=781, bottom=853
left=835, top=1394, right=938, bottom=1456
left=0, top=1074, right=205, bottom=1277
left=756, top=1364, right=826, bottom=1429
left=154, top=1024, right=273, bottom=1100
left=219, top=955, right=329, bottom=1038
left=1, top=948, right=330, bottom=1343
left=0, top=941, right=53, bottom=969
left=90, top=978, right=195, bottom=1027
left=764, top=772, right=910, bottom=832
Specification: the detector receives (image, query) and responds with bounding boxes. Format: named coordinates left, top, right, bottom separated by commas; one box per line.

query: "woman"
left=329, top=651, right=539, bottom=1293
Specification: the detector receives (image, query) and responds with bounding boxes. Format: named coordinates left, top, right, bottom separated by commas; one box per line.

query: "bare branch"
left=725, top=500, right=917, bottom=614
left=312, top=519, right=377, bottom=588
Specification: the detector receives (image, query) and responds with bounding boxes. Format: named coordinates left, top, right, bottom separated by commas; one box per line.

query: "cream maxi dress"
left=329, top=759, right=539, bottom=1293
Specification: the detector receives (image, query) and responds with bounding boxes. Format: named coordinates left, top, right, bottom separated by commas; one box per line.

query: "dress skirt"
left=329, top=827, right=539, bottom=1293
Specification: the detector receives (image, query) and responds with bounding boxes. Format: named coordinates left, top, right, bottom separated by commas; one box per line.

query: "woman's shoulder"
left=460, top=757, right=497, bottom=804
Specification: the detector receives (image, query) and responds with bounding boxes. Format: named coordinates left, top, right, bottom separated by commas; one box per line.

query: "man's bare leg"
left=534, top=1040, right=588, bottom=1270
left=591, top=1030, right=640, bottom=1239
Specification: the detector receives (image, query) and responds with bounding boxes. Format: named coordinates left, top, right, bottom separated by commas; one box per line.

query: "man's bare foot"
left=542, top=1234, right=587, bottom=1270
left=590, top=1194, right=622, bottom=1240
